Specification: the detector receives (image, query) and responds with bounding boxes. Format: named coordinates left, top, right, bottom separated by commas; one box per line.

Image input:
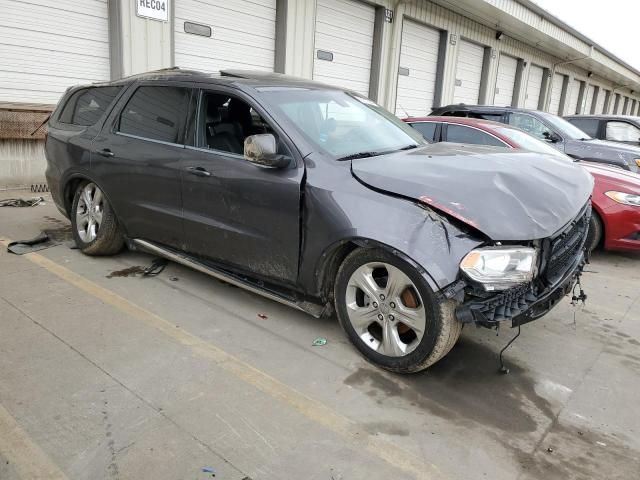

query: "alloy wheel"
left=345, top=262, right=427, bottom=357
left=76, top=183, right=104, bottom=243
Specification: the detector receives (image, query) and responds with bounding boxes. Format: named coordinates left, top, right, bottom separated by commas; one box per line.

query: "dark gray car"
left=565, top=115, right=640, bottom=153
left=45, top=69, right=593, bottom=373
left=431, top=105, right=640, bottom=173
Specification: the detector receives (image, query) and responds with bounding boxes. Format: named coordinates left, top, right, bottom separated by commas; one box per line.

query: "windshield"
left=259, top=88, right=425, bottom=159
left=536, top=111, right=592, bottom=140
left=495, top=126, right=571, bottom=159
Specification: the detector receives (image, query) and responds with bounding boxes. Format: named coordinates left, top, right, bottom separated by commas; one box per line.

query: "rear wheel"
left=586, top=210, right=603, bottom=252
left=334, top=248, right=461, bottom=373
left=71, top=181, right=124, bottom=255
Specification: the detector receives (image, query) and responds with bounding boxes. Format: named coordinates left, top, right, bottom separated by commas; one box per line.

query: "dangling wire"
left=498, top=324, right=521, bottom=374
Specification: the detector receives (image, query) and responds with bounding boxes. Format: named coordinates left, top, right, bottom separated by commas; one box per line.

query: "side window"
left=446, top=124, right=506, bottom=147
left=58, top=87, right=122, bottom=126
left=118, top=86, right=190, bottom=144
left=569, top=118, right=599, bottom=137
left=199, top=91, right=286, bottom=156
left=606, top=121, right=640, bottom=142
left=409, top=122, right=436, bottom=142
left=507, top=113, right=552, bottom=141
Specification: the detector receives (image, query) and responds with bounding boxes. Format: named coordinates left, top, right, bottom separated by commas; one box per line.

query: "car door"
left=506, top=112, right=565, bottom=152
left=605, top=120, right=640, bottom=146
left=180, top=87, right=303, bottom=285
left=91, top=83, right=194, bottom=248
left=443, top=123, right=508, bottom=147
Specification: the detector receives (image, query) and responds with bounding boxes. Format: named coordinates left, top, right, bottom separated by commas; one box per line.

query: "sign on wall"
left=136, top=0, right=169, bottom=21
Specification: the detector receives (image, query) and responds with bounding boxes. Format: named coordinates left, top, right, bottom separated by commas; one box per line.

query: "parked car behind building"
left=405, top=116, right=640, bottom=253
left=45, top=69, right=594, bottom=373
left=565, top=115, right=640, bottom=152
left=430, top=105, right=640, bottom=173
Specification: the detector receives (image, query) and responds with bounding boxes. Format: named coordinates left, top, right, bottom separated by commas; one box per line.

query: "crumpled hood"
left=351, top=143, right=594, bottom=240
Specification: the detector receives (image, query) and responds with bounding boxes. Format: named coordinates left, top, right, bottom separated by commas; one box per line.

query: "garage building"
left=2, top=0, right=640, bottom=186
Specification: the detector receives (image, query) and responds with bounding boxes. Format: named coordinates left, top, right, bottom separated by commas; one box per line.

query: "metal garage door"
left=548, top=73, right=565, bottom=114
left=493, top=53, right=518, bottom=106
left=313, top=0, right=375, bottom=97
left=175, top=0, right=276, bottom=73
left=395, top=20, right=440, bottom=117
left=583, top=85, right=596, bottom=114
left=622, top=96, right=630, bottom=114
left=0, top=0, right=110, bottom=104
left=453, top=40, right=484, bottom=104
left=524, top=65, right=544, bottom=109
left=566, top=79, right=582, bottom=115
left=595, top=89, right=607, bottom=114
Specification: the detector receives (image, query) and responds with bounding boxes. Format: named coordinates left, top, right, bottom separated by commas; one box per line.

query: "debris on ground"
left=169, top=276, right=179, bottom=281
left=546, top=447, right=554, bottom=453
left=0, top=197, right=44, bottom=207
left=106, top=258, right=169, bottom=278
left=257, top=313, right=268, bottom=319
left=202, top=466, right=216, bottom=476
left=7, top=232, right=55, bottom=254
left=312, top=337, right=327, bottom=346
left=143, top=258, right=168, bottom=276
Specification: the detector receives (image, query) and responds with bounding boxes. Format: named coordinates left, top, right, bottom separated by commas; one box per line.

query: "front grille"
left=544, top=204, right=590, bottom=285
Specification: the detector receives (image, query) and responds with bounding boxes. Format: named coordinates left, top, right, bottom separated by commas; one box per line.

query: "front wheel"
left=334, top=248, right=462, bottom=373
left=71, top=181, right=124, bottom=255
left=585, top=210, right=603, bottom=252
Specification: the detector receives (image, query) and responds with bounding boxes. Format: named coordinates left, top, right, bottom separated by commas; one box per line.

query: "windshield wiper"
left=337, top=151, right=381, bottom=161
left=399, top=144, right=419, bottom=150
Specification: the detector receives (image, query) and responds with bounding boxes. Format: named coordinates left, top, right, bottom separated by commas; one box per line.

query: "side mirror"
left=543, top=131, right=560, bottom=143
left=244, top=134, right=290, bottom=168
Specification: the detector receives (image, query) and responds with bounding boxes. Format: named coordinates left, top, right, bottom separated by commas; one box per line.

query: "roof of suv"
left=430, top=104, right=540, bottom=115
left=104, top=67, right=338, bottom=91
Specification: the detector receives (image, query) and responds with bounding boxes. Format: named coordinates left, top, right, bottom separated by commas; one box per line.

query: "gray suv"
left=431, top=105, right=640, bottom=173
left=45, top=69, right=593, bottom=373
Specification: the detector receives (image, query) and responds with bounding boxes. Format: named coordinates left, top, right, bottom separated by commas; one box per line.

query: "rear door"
left=91, top=83, right=193, bottom=248
left=180, top=87, right=303, bottom=284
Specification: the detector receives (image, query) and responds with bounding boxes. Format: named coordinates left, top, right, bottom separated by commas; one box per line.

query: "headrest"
left=206, top=107, right=221, bottom=124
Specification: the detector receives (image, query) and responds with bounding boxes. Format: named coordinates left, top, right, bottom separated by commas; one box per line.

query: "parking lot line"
left=0, top=403, right=69, bottom=480
left=0, top=239, right=442, bottom=480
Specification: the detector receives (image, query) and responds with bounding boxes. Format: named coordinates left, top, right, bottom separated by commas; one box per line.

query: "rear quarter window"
left=58, top=87, right=122, bottom=126
left=409, top=122, right=436, bottom=141
left=568, top=118, right=599, bottom=137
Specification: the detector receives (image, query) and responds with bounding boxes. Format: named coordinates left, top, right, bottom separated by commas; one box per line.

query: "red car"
left=404, top=116, right=640, bottom=252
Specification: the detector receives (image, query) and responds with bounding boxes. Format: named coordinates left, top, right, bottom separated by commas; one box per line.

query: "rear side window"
left=58, top=87, right=122, bottom=126
left=569, top=118, right=599, bottom=137
left=445, top=124, right=506, bottom=147
left=605, top=121, right=640, bottom=142
left=118, top=86, right=190, bottom=144
left=409, top=122, right=436, bottom=141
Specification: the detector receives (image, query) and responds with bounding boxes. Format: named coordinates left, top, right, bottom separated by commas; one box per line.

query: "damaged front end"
left=454, top=202, right=591, bottom=328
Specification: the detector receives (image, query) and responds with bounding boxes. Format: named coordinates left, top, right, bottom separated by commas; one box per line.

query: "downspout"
left=545, top=45, right=593, bottom=111
left=383, top=0, right=408, bottom=111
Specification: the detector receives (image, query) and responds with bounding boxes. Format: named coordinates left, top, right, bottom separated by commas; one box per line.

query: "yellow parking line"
left=0, top=403, right=69, bottom=480
left=0, top=239, right=442, bottom=479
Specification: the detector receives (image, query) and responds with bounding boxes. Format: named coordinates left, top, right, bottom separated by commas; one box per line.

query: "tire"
left=585, top=210, right=603, bottom=252
left=70, top=181, right=124, bottom=256
left=334, top=248, right=462, bottom=373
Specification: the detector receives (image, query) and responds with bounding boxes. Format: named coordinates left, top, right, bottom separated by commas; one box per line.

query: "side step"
left=131, top=239, right=325, bottom=318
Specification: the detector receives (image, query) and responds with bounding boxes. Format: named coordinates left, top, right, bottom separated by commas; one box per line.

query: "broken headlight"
left=460, top=247, right=537, bottom=291
left=604, top=191, right=640, bottom=207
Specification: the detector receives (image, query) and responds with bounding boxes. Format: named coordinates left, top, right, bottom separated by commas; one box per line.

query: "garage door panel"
left=548, top=73, right=564, bottom=114
left=453, top=40, right=484, bottom=105
left=524, top=65, right=543, bottom=109
left=494, top=54, right=517, bottom=106
left=313, top=0, right=375, bottom=97
left=584, top=85, right=595, bottom=113
left=567, top=80, right=581, bottom=114
left=175, top=0, right=277, bottom=72
left=595, top=89, right=607, bottom=114
left=1, top=2, right=109, bottom=42
left=0, top=0, right=109, bottom=103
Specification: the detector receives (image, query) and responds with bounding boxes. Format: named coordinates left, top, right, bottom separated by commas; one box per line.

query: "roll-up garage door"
left=175, top=0, right=277, bottom=72
left=548, top=73, right=565, bottom=114
left=493, top=53, right=518, bottom=106
left=453, top=40, right=484, bottom=104
left=395, top=20, right=440, bottom=117
left=524, top=65, right=544, bottom=109
left=622, top=97, right=630, bottom=114
left=595, top=89, right=607, bottom=114
left=583, top=85, right=596, bottom=114
left=566, top=79, right=582, bottom=115
left=0, top=0, right=110, bottom=104
left=313, top=0, right=375, bottom=97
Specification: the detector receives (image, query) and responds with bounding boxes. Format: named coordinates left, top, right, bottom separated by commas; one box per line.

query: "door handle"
left=187, top=166, right=211, bottom=177
left=96, top=149, right=115, bottom=157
